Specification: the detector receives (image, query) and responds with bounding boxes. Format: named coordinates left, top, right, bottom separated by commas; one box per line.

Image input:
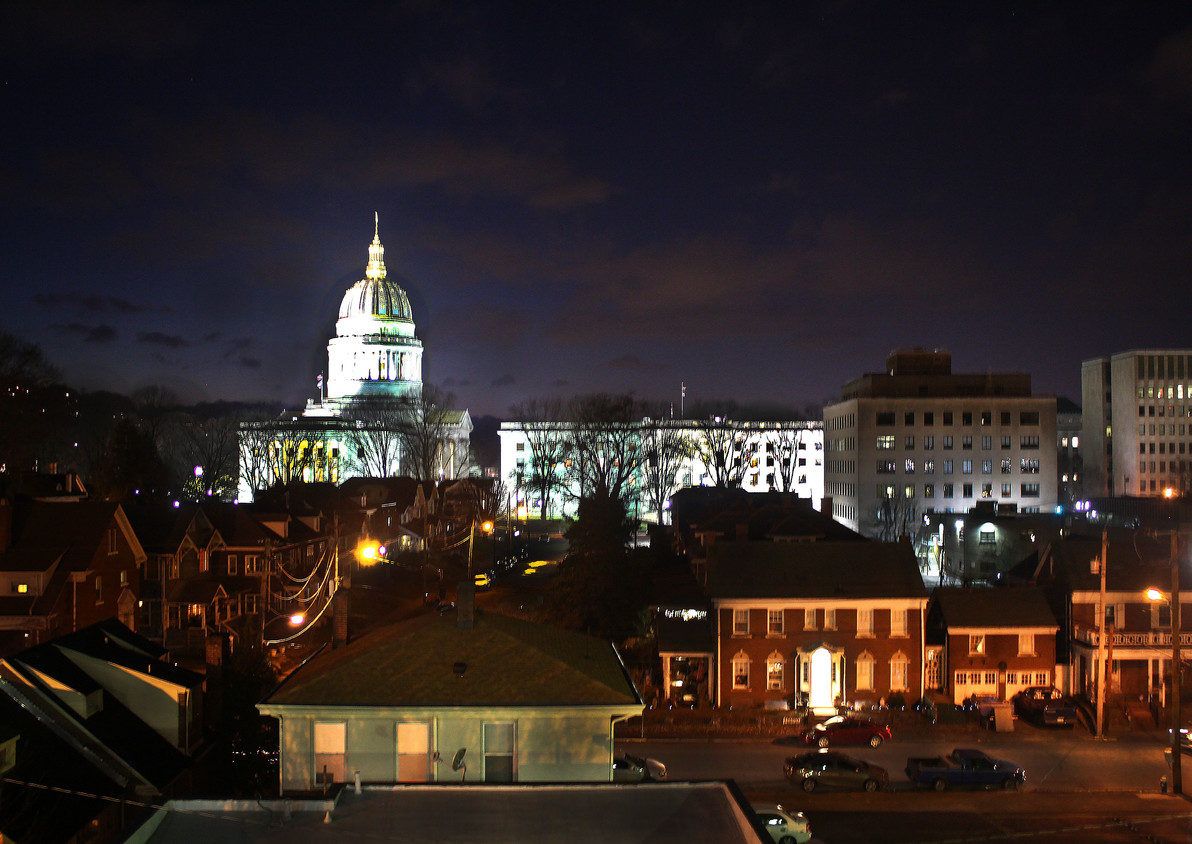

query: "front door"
left=808, top=647, right=834, bottom=710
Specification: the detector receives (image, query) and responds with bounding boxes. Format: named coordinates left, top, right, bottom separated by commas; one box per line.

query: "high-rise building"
left=823, top=349, right=1058, bottom=536
left=1081, top=349, right=1192, bottom=498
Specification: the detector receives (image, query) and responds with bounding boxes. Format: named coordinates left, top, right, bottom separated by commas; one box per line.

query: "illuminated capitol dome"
left=324, top=213, right=423, bottom=408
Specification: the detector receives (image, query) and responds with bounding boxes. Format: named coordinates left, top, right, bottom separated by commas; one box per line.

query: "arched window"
left=766, top=652, right=785, bottom=691
left=889, top=650, right=909, bottom=692
left=731, top=652, right=750, bottom=690
left=856, top=651, right=875, bottom=691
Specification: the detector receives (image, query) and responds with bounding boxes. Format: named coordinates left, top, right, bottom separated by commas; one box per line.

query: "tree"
left=162, top=412, right=241, bottom=500
left=509, top=397, right=570, bottom=520
left=694, top=416, right=747, bottom=488
left=564, top=393, right=643, bottom=505
left=765, top=425, right=808, bottom=492
left=866, top=489, right=923, bottom=543
left=640, top=419, right=693, bottom=524
left=548, top=489, right=643, bottom=638
left=88, top=418, right=171, bottom=502
left=399, top=385, right=470, bottom=482
left=342, top=398, right=406, bottom=478
left=237, top=413, right=276, bottom=494
left=0, top=333, right=66, bottom=493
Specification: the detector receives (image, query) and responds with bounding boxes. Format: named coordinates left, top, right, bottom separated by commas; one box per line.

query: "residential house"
left=706, top=541, right=928, bottom=711
left=928, top=587, right=1060, bottom=704
left=0, top=619, right=204, bottom=843
left=0, top=498, right=145, bottom=655
left=257, top=592, right=643, bottom=792
left=1031, top=529, right=1188, bottom=708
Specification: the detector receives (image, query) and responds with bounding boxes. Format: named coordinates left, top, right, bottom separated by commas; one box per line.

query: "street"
left=620, top=727, right=1192, bottom=843
left=621, top=722, right=1173, bottom=793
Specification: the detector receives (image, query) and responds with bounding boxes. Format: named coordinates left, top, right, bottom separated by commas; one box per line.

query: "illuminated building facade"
left=497, top=419, right=824, bottom=522
left=1081, top=349, right=1192, bottom=498
left=823, top=349, right=1058, bottom=537
left=237, top=217, right=470, bottom=501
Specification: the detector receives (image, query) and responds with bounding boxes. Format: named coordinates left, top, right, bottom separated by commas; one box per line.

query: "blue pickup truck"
left=906, top=748, right=1027, bottom=791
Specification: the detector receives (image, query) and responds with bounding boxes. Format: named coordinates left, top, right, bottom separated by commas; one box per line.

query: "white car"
left=612, top=752, right=667, bottom=782
left=753, top=804, right=812, bottom=844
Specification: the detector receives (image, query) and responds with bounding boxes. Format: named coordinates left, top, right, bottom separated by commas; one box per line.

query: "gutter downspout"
left=920, top=600, right=926, bottom=701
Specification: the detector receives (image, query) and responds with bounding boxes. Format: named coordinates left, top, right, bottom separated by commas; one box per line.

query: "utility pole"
left=1096, top=529, right=1107, bottom=739
left=1172, top=528, right=1182, bottom=795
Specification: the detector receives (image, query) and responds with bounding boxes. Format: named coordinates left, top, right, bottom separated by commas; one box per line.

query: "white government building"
left=237, top=216, right=471, bottom=501
left=498, top=418, right=824, bottom=523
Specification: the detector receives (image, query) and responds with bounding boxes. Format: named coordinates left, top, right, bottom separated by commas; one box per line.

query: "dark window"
left=943, top=412, right=953, bottom=425
left=981, top=412, right=992, bottom=426
left=924, top=412, right=935, bottom=426
left=904, top=411, right=915, bottom=425
left=962, top=412, right=973, bottom=425
left=1020, top=411, right=1040, bottom=425
left=1000, top=412, right=1011, bottom=425
left=876, top=412, right=895, bottom=426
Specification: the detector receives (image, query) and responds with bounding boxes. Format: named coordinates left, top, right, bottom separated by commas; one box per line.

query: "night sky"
left=3, top=2, right=1191, bottom=419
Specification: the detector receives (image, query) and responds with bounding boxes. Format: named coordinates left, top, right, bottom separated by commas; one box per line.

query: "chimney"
left=0, top=498, right=11, bottom=553
left=333, top=589, right=349, bottom=648
left=457, top=582, right=475, bottom=630
left=819, top=495, right=833, bottom=517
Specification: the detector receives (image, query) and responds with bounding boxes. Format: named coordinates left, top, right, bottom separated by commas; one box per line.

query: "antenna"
left=451, top=747, right=468, bottom=781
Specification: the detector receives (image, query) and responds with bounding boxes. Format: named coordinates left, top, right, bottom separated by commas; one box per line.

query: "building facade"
left=705, top=542, right=928, bottom=711
left=238, top=217, right=471, bottom=502
left=823, top=349, right=1058, bottom=537
left=1081, top=349, right=1192, bottom=498
left=498, top=418, right=823, bottom=522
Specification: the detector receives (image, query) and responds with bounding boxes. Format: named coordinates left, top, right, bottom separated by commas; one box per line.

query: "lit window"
left=969, top=635, right=985, bottom=655
left=732, top=653, right=750, bottom=690
left=890, top=609, right=907, bottom=637
left=767, top=654, right=785, bottom=690
left=857, top=608, right=873, bottom=636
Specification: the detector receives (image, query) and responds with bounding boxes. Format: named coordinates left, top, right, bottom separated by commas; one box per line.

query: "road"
left=619, top=729, right=1192, bottom=842
left=620, top=724, right=1172, bottom=792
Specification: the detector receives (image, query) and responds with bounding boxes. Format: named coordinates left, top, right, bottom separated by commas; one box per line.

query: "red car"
left=799, top=716, right=891, bottom=748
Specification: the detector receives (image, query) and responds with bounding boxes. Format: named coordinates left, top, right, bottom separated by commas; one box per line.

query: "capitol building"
left=237, top=216, right=472, bottom=501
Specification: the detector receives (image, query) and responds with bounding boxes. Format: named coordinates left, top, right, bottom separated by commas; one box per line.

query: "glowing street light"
left=357, top=540, right=381, bottom=565
left=289, top=612, right=305, bottom=626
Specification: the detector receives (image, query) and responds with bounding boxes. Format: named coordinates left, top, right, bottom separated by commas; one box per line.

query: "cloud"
left=54, top=322, right=118, bottom=343
left=441, top=377, right=472, bottom=387
left=35, top=292, right=149, bottom=313
left=236, top=356, right=261, bottom=369
left=202, top=332, right=223, bottom=343
left=608, top=354, right=651, bottom=371
left=491, top=374, right=516, bottom=386
left=137, top=331, right=189, bottom=348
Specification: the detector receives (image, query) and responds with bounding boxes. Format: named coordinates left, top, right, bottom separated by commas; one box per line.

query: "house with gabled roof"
left=706, top=541, right=928, bottom=711
left=928, top=586, right=1060, bottom=704
left=258, top=591, right=643, bottom=792
left=0, top=498, right=145, bottom=655
left=0, top=619, right=204, bottom=842
left=1030, top=529, right=1187, bottom=708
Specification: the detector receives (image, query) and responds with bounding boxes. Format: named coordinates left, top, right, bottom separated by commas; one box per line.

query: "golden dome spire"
left=365, top=212, right=386, bottom=280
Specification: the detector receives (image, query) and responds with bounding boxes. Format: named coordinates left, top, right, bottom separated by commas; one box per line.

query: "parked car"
left=752, top=804, right=812, bottom=844
left=612, top=752, right=667, bottom=782
left=905, top=747, right=1026, bottom=791
left=784, top=749, right=889, bottom=792
left=1011, top=686, right=1077, bottom=727
left=1163, top=728, right=1192, bottom=768
left=799, top=715, right=892, bottom=748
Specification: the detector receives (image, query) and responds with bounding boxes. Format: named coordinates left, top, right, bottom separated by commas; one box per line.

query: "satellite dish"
left=451, top=748, right=467, bottom=771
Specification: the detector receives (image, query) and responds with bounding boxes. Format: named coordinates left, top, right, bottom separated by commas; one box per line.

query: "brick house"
left=928, top=586, right=1060, bottom=704
left=0, top=499, right=145, bottom=654
left=706, top=541, right=928, bottom=711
